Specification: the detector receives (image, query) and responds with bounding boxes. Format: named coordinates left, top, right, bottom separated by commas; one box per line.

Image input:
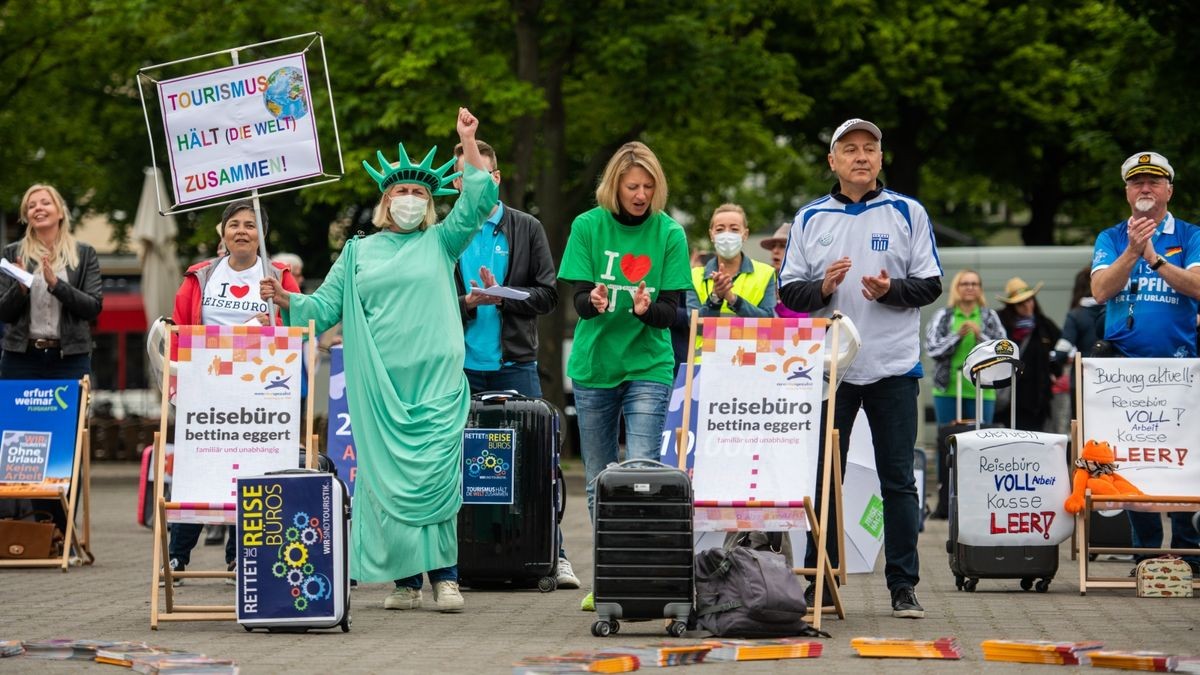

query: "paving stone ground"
left=2, top=462, right=1195, bottom=674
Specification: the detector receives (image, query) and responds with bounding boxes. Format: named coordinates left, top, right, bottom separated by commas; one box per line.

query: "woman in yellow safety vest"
left=686, top=203, right=777, bottom=319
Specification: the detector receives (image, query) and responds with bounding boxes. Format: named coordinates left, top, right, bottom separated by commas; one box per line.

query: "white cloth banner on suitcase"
left=1080, top=358, right=1200, bottom=497
left=693, top=317, right=824, bottom=531
left=172, top=325, right=303, bottom=505
left=953, top=429, right=1072, bottom=547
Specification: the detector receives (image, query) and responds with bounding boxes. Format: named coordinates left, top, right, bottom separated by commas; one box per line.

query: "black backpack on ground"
left=693, top=545, right=829, bottom=638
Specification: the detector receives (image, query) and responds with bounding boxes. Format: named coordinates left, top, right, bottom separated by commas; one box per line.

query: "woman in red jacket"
left=164, top=200, right=299, bottom=584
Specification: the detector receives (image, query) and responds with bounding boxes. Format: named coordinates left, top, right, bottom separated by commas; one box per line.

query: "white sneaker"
left=556, top=557, right=581, bottom=589
left=432, top=580, right=465, bottom=613
left=159, top=558, right=184, bottom=587
left=383, top=586, right=422, bottom=610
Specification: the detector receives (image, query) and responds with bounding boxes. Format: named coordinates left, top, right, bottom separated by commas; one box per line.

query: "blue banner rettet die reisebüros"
left=237, top=473, right=338, bottom=623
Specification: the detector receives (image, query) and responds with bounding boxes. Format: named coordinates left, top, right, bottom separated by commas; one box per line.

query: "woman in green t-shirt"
left=558, top=142, right=693, bottom=524
left=924, top=268, right=1006, bottom=424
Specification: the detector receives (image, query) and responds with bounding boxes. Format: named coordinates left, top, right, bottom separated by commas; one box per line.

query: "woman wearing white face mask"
left=686, top=203, right=777, bottom=318
left=260, top=108, right=498, bottom=614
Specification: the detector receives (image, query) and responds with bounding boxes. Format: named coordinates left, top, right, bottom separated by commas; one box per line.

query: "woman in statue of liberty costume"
left=260, top=108, right=498, bottom=613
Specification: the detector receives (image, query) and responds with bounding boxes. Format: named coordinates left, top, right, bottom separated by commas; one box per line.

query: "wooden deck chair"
left=678, top=312, right=847, bottom=629
left=0, top=376, right=94, bottom=571
left=1072, top=357, right=1200, bottom=594
left=150, top=323, right=318, bottom=628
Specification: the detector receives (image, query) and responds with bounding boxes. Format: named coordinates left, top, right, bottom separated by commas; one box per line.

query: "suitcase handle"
left=611, top=458, right=676, bottom=470
left=476, top=390, right=523, bottom=402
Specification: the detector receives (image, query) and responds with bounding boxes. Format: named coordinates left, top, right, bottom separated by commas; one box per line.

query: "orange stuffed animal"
left=1064, top=440, right=1143, bottom=514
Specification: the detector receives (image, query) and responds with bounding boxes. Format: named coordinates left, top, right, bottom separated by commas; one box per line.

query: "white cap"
left=1121, top=151, right=1174, bottom=182
left=830, top=118, right=882, bottom=152
left=961, top=339, right=1024, bottom=389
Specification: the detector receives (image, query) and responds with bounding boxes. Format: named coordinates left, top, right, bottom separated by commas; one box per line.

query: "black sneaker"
left=891, top=586, right=925, bottom=619
left=804, top=581, right=836, bottom=608
left=225, top=561, right=236, bottom=586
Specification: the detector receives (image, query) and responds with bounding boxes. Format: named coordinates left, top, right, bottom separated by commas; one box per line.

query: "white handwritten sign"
left=1080, top=358, right=1200, bottom=496
left=952, top=429, right=1072, bottom=547
left=157, top=53, right=323, bottom=205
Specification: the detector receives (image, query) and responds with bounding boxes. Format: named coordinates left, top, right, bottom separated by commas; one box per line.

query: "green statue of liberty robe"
left=284, top=165, right=498, bottom=582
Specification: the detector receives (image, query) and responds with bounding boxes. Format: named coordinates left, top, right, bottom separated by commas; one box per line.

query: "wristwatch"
left=706, top=294, right=723, bottom=311
left=1150, top=255, right=1167, bottom=271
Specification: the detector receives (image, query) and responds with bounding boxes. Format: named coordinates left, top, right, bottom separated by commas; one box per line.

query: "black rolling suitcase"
left=591, top=459, right=693, bottom=638
left=457, top=392, right=563, bottom=592
left=946, top=358, right=1063, bottom=593
left=236, top=469, right=351, bottom=632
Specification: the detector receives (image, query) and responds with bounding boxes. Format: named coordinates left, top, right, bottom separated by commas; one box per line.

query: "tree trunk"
left=885, top=106, right=922, bottom=198
left=1022, top=183, right=1060, bottom=246
left=535, top=58, right=568, bottom=415
left=509, top=0, right=541, bottom=209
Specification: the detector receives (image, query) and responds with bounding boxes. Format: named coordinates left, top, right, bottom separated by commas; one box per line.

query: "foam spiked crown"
left=362, top=143, right=462, bottom=196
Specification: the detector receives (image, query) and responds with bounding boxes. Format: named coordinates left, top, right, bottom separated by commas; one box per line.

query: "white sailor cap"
left=961, top=339, right=1024, bottom=389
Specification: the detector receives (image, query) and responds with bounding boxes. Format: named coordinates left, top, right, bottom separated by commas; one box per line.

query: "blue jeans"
left=395, top=566, right=458, bottom=589
left=574, top=380, right=671, bottom=519
left=805, top=376, right=922, bottom=591
left=1127, top=511, right=1200, bottom=565
left=169, top=522, right=235, bottom=566
left=932, top=395, right=994, bottom=426
left=465, top=361, right=543, bottom=398
left=0, top=348, right=91, bottom=380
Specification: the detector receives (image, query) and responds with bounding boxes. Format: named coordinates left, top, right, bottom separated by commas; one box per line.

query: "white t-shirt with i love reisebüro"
left=201, top=257, right=269, bottom=326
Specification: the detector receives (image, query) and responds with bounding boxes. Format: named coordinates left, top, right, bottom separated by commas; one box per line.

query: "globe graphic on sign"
left=263, top=67, right=308, bottom=121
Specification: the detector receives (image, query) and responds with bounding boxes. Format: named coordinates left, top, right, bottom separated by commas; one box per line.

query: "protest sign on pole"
left=156, top=53, right=322, bottom=205
left=1080, top=358, right=1200, bottom=496
left=137, top=33, right=343, bottom=215
left=171, top=325, right=303, bottom=505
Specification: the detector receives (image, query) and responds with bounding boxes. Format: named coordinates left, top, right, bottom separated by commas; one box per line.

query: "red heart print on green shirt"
left=620, top=253, right=652, bottom=283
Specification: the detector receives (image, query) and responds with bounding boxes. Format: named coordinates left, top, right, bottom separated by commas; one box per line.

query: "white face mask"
left=713, top=232, right=744, bottom=259
left=388, top=194, right=428, bottom=231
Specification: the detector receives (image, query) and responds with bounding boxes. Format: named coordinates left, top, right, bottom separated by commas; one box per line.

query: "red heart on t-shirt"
left=229, top=285, right=250, bottom=298
left=620, top=254, right=652, bottom=283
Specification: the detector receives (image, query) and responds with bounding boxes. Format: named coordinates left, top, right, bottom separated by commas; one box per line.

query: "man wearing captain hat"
left=1089, top=150, right=1200, bottom=574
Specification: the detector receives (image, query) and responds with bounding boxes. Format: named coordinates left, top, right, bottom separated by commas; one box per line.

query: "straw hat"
left=760, top=222, right=790, bottom=250
left=998, top=277, right=1043, bottom=305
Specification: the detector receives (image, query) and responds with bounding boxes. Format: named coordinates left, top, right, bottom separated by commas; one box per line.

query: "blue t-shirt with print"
left=460, top=203, right=508, bottom=370
left=1092, top=213, right=1200, bottom=357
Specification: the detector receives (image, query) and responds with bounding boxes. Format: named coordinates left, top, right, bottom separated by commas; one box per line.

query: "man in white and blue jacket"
left=779, top=118, right=943, bottom=619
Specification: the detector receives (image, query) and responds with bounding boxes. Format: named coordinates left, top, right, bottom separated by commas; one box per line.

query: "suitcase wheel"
left=1035, top=578, right=1051, bottom=593
left=591, top=620, right=613, bottom=638
left=340, top=615, right=351, bottom=632
left=1020, top=577, right=1034, bottom=591
left=667, top=620, right=687, bottom=638
left=243, top=625, right=252, bottom=632
left=963, top=578, right=978, bottom=592
left=537, top=576, right=558, bottom=593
